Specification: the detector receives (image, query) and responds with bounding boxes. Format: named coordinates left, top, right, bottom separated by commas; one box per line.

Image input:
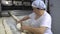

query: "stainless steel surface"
left=1, top=10, right=32, bottom=16
left=1, top=11, right=9, bottom=17
left=23, top=2, right=31, bottom=6
left=13, top=1, right=22, bottom=6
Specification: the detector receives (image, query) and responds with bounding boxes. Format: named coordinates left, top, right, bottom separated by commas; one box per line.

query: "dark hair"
left=37, top=8, right=45, bottom=10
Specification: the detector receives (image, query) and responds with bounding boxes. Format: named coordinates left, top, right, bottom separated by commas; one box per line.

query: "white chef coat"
left=28, top=11, right=53, bottom=34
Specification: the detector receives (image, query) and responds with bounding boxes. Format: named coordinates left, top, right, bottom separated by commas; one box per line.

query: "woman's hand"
left=21, top=26, right=30, bottom=30
left=17, top=20, right=22, bottom=23
left=16, top=20, right=23, bottom=24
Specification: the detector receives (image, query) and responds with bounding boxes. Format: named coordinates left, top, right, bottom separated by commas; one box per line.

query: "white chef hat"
left=32, top=0, right=46, bottom=9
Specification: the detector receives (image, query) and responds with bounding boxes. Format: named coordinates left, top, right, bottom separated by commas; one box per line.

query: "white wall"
left=50, top=0, right=60, bottom=34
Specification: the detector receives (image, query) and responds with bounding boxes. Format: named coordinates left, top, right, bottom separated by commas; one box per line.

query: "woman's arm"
left=18, top=15, right=30, bottom=22
left=22, top=26, right=47, bottom=34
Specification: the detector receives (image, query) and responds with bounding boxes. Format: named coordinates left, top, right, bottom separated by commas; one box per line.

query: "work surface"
left=0, top=16, right=30, bottom=34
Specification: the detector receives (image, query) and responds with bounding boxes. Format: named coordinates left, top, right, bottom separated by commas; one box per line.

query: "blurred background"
left=0, top=0, right=60, bottom=34
left=0, top=0, right=50, bottom=17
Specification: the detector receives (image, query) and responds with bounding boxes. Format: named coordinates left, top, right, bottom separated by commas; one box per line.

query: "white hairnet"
left=32, top=0, right=46, bottom=9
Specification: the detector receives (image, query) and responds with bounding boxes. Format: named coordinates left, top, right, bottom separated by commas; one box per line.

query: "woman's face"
left=32, top=7, right=45, bottom=16
left=32, top=7, right=40, bottom=14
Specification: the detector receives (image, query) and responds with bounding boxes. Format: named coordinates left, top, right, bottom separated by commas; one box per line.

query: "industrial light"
left=6, top=1, right=9, bottom=4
